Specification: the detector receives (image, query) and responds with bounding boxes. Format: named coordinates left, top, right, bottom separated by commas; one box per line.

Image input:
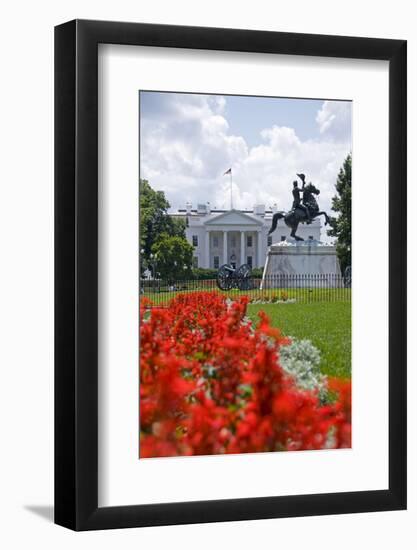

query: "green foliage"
left=151, top=234, right=194, bottom=282
left=327, top=154, right=352, bottom=273
left=140, top=179, right=191, bottom=277
left=140, top=179, right=186, bottom=257
left=251, top=267, right=264, bottom=279
left=170, top=216, right=187, bottom=238
left=191, top=268, right=218, bottom=280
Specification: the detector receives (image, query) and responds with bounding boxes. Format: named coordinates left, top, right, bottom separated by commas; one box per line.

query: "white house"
left=170, top=203, right=321, bottom=269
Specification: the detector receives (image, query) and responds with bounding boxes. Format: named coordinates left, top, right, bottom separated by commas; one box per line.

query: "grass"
left=141, top=286, right=351, bottom=378
left=247, top=301, right=351, bottom=379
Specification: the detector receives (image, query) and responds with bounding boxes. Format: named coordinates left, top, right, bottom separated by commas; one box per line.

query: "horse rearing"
left=268, top=183, right=330, bottom=241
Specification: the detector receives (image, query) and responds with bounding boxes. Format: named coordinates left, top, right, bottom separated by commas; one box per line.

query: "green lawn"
left=247, top=301, right=351, bottom=379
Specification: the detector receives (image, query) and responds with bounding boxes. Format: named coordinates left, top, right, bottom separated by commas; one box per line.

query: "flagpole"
left=223, top=168, right=233, bottom=210
left=230, top=171, right=233, bottom=210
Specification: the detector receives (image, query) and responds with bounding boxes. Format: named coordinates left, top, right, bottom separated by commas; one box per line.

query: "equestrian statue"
left=268, top=173, right=330, bottom=241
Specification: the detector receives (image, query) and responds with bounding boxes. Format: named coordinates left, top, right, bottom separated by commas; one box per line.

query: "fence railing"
left=140, top=273, right=351, bottom=307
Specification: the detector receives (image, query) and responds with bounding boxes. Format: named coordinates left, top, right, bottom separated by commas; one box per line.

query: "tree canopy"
left=140, top=179, right=185, bottom=255
left=151, top=234, right=193, bottom=282
left=140, top=179, right=190, bottom=278
left=327, top=154, right=352, bottom=273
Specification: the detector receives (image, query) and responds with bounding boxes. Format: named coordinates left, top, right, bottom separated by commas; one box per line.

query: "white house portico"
left=203, top=210, right=264, bottom=269
left=171, top=204, right=322, bottom=270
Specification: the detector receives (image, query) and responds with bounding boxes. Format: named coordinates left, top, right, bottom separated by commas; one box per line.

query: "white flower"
left=279, top=338, right=327, bottom=399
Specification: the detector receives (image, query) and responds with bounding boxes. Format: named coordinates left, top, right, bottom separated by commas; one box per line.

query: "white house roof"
left=203, top=209, right=264, bottom=226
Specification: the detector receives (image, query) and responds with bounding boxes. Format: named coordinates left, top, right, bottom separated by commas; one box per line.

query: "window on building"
left=267, top=235, right=272, bottom=246
left=192, top=256, right=198, bottom=268
left=192, top=235, right=198, bottom=247
left=247, top=255, right=253, bottom=268
left=213, top=256, right=220, bottom=269
left=280, top=235, right=286, bottom=241
left=247, top=235, right=253, bottom=247
left=213, top=235, right=219, bottom=248
left=308, top=236, right=314, bottom=240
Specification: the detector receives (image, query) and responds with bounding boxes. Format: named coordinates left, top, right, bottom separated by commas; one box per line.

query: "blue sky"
left=139, top=91, right=351, bottom=215
left=220, top=95, right=326, bottom=146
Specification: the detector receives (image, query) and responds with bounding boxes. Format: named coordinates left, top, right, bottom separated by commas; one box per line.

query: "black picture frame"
left=55, top=19, right=407, bottom=531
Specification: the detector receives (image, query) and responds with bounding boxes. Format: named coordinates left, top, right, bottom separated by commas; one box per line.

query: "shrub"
left=250, top=267, right=264, bottom=278
left=280, top=338, right=327, bottom=399
left=191, top=267, right=218, bottom=280
left=140, top=291, right=351, bottom=457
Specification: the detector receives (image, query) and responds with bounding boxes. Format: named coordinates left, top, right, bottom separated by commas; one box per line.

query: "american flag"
left=223, top=168, right=232, bottom=175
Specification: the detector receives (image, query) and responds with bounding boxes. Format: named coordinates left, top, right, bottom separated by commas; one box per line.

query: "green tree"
left=151, top=234, right=193, bottom=282
left=170, top=216, right=187, bottom=238
left=327, top=154, right=352, bottom=273
left=140, top=179, right=187, bottom=268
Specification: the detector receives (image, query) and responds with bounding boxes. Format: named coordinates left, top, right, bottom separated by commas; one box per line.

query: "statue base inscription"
left=261, top=240, right=342, bottom=289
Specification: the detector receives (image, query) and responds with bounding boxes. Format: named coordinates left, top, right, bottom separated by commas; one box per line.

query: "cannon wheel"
left=216, top=264, right=234, bottom=290
left=236, top=263, right=252, bottom=290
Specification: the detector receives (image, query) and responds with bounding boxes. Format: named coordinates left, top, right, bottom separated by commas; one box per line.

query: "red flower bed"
left=140, top=292, right=351, bottom=458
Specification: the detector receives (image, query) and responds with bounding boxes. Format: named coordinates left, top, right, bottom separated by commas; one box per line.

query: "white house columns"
left=223, top=231, right=228, bottom=264
left=215, top=229, right=262, bottom=267
left=185, top=207, right=321, bottom=270
left=193, top=209, right=272, bottom=269
left=257, top=230, right=262, bottom=267
left=240, top=231, right=245, bottom=266
left=205, top=231, right=210, bottom=267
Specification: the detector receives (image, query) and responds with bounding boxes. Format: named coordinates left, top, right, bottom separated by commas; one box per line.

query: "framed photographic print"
left=55, top=20, right=407, bottom=530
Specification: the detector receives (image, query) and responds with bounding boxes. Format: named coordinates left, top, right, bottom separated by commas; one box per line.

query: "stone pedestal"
left=261, top=240, right=342, bottom=289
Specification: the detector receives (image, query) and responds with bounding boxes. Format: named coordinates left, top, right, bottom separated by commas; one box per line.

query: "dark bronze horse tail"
left=268, top=212, right=285, bottom=235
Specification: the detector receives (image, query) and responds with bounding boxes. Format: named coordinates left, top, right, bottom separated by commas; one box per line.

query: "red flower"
left=139, top=291, right=351, bottom=457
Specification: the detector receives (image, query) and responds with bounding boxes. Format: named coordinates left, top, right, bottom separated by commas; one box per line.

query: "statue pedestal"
left=261, top=240, right=342, bottom=289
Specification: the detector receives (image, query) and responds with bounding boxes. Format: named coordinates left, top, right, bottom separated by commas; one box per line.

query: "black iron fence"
left=140, top=273, right=351, bottom=307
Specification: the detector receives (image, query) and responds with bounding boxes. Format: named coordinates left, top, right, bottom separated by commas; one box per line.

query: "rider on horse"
left=292, top=174, right=312, bottom=224
left=268, top=171, right=329, bottom=240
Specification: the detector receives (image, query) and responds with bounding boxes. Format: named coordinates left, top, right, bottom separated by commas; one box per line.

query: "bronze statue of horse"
left=268, top=183, right=330, bottom=241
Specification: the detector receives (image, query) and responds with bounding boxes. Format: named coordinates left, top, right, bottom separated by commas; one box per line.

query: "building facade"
left=171, top=204, right=321, bottom=269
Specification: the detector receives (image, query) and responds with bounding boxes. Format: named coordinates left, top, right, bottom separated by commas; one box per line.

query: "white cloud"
left=140, top=94, right=247, bottom=197
left=316, top=100, right=352, bottom=142
left=140, top=94, right=351, bottom=221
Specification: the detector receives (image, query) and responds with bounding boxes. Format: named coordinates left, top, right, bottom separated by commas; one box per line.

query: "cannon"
left=216, top=263, right=252, bottom=291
